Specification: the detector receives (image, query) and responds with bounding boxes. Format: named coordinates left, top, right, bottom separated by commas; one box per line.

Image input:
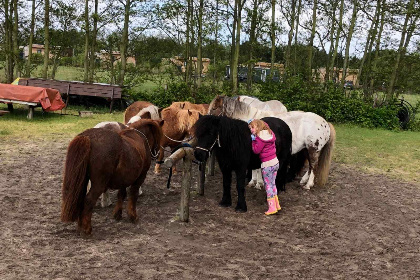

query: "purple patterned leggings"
left=261, top=163, right=279, bottom=198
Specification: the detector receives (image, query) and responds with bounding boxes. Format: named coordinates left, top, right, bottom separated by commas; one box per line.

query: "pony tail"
left=316, top=123, right=336, bottom=187
left=61, top=136, right=90, bottom=222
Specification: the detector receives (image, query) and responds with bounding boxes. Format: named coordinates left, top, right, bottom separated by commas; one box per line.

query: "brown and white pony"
left=124, top=101, right=160, bottom=124
left=61, top=119, right=164, bottom=235
left=169, top=101, right=209, bottom=115
left=154, top=106, right=202, bottom=174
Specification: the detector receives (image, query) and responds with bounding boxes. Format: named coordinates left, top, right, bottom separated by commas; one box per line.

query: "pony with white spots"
left=208, top=95, right=336, bottom=190
left=124, top=101, right=160, bottom=124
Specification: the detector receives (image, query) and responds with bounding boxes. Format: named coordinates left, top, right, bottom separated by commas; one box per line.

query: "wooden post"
left=109, top=88, right=115, bottom=113
left=64, top=83, right=70, bottom=113
left=7, top=103, right=14, bottom=113
left=27, top=106, right=34, bottom=119
left=180, top=149, right=194, bottom=222
left=207, top=152, right=216, bottom=176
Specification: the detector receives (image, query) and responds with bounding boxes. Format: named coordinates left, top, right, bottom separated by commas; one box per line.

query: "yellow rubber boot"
left=265, top=197, right=278, bottom=215
left=274, top=195, right=281, bottom=211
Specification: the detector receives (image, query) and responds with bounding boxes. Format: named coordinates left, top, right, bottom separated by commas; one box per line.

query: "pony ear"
left=198, top=113, right=203, bottom=119
left=158, top=107, right=163, bottom=114
left=157, top=119, right=164, bottom=127
left=188, top=109, right=192, bottom=116
left=236, top=96, right=240, bottom=101
left=181, top=103, right=186, bottom=109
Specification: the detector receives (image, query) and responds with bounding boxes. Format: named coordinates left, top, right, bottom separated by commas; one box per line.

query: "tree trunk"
left=307, top=0, right=317, bottom=80
left=185, top=0, right=193, bottom=82
left=329, top=0, right=344, bottom=82
left=4, top=0, right=13, bottom=83
left=341, top=0, right=357, bottom=86
left=325, top=0, right=337, bottom=82
left=285, top=0, right=296, bottom=72
left=293, top=0, right=301, bottom=75
left=196, top=0, right=204, bottom=88
left=83, top=0, right=90, bottom=82
left=247, top=0, right=259, bottom=91
left=386, top=0, right=416, bottom=99
left=213, top=0, right=219, bottom=85
left=119, top=0, right=130, bottom=85
left=89, top=0, right=98, bottom=83
left=13, top=0, right=19, bottom=78
left=230, top=0, right=238, bottom=86
left=356, top=1, right=380, bottom=88
left=232, top=0, right=243, bottom=94
left=369, top=0, right=386, bottom=91
left=270, top=0, right=276, bottom=78
left=42, top=0, right=50, bottom=79
left=26, top=0, right=36, bottom=78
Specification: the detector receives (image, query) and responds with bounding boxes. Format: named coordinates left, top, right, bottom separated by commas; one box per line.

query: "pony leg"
left=154, top=147, right=165, bottom=174
left=234, top=168, right=248, bottom=212
left=300, top=171, right=310, bottom=185
left=100, top=190, right=112, bottom=208
left=127, top=175, right=146, bottom=223
left=302, top=150, right=320, bottom=190
left=246, top=169, right=257, bottom=188
left=78, top=185, right=103, bottom=235
left=255, top=169, right=264, bottom=190
left=113, top=188, right=127, bottom=221
left=219, top=169, right=232, bottom=207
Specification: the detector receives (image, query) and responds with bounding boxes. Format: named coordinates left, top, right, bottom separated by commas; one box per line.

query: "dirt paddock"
left=0, top=136, right=419, bottom=279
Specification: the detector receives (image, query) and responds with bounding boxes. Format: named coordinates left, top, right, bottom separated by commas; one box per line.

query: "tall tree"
left=270, top=0, right=276, bottom=77
left=284, top=0, right=297, bottom=72
left=83, top=0, right=90, bottom=82
left=369, top=0, right=386, bottom=90
left=4, top=0, right=14, bottom=83
left=325, top=0, right=338, bottom=82
left=387, top=0, right=418, bottom=99
left=329, top=0, right=344, bottom=82
left=356, top=0, right=380, bottom=87
left=231, top=0, right=245, bottom=94
left=12, top=0, right=19, bottom=77
left=119, top=0, right=131, bottom=85
left=247, top=0, right=260, bottom=91
left=89, top=0, right=99, bottom=83
left=42, top=0, right=50, bottom=79
left=341, top=0, right=358, bottom=86
left=307, top=0, right=317, bottom=79
left=185, top=0, right=193, bottom=82
left=25, top=0, right=36, bottom=77
left=293, top=0, right=301, bottom=75
left=196, top=0, right=204, bottom=88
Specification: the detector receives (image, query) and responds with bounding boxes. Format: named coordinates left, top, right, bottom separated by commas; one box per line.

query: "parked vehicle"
left=344, top=80, right=354, bottom=90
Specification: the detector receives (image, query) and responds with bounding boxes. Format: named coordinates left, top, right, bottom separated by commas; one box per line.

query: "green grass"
left=334, top=124, right=420, bottom=183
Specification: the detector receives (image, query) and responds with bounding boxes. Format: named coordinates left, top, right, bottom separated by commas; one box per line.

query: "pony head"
left=193, top=115, right=221, bottom=162
left=208, top=95, right=225, bottom=116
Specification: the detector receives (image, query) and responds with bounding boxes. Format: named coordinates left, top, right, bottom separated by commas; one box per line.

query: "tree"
left=25, top=0, right=36, bottom=77
left=270, top=0, right=276, bottom=76
left=83, top=0, right=90, bottom=82
left=307, top=0, right=317, bottom=79
left=196, top=0, right=204, bottom=88
left=341, top=0, right=358, bottom=86
left=42, top=0, right=50, bottom=79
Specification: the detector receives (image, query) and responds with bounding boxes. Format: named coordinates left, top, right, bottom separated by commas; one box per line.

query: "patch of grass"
left=334, top=124, right=420, bottom=183
left=0, top=103, right=124, bottom=139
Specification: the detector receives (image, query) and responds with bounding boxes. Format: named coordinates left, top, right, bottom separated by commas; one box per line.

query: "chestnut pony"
left=154, top=106, right=202, bottom=174
left=61, top=119, right=164, bottom=235
left=169, top=101, right=209, bottom=115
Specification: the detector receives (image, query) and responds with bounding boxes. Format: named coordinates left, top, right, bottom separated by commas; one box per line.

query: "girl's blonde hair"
left=249, top=119, right=272, bottom=135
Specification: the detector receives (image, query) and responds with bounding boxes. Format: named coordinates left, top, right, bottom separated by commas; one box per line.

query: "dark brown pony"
left=124, top=101, right=160, bottom=124
left=61, top=119, right=164, bottom=235
left=154, top=106, right=202, bottom=174
left=169, top=101, right=209, bottom=115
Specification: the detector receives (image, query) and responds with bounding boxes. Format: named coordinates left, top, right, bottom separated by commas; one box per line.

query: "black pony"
left=193, top=115, right=292, bottom=212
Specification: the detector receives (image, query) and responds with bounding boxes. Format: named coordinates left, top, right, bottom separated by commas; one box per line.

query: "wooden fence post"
left=180, top=149, right=194, bottom=222
left=198, top=161, right=206, bottom=196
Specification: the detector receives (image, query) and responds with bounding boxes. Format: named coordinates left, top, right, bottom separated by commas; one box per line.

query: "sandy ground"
left=0, top=136, right=419, bottom=279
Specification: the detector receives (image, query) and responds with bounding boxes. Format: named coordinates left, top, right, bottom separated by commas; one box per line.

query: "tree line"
left=1, top=0, right=419, bottom=99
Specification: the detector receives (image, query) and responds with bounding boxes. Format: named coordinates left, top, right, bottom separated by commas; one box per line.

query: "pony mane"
left=222, top=96, right=250, bottom=118
left=177, top=109, right=200, bottom=132
left=135, top=105, right=160, bottom=120
left=193, top=115, right=250, bottom=159
left=127, top=119, right=163, bottom=150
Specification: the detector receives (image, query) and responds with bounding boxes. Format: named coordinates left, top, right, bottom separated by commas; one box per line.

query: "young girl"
left=248, top=119, right=281, bottom=215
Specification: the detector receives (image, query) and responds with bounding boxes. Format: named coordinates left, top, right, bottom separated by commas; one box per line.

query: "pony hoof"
left=129, top=216, right=138, bottom=223
left=235, top=207, right=247, bottom=213
left=302, top=185, right=311, bottom=190
left=255, top=184, right=264, bottom=190
left=219, top=201, right=232, bottom=207
left=246, top=181, right=256, bottom=188
left=113, top=211, right=123, bottom=221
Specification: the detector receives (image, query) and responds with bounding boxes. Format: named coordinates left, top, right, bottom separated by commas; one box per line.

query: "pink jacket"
left=251, top=131, right=277, bottom=162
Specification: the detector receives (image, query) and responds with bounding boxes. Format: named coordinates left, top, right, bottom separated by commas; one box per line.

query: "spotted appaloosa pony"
left=124, top=101, right=160, bottom=124
left=193, top=115, right=292, bottom=212
left=170, top=101, right=209, bottom=115
left=154, top=107, right=202, bottom=174
left=61, top=119, right=163, bottom=235
left=208, top=95, right=336, bottom=190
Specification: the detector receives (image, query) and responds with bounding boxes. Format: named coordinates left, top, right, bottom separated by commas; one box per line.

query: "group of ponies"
left=193, top=95, right=336, bottom=213
left=61, top=100, right=206, bottom=234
